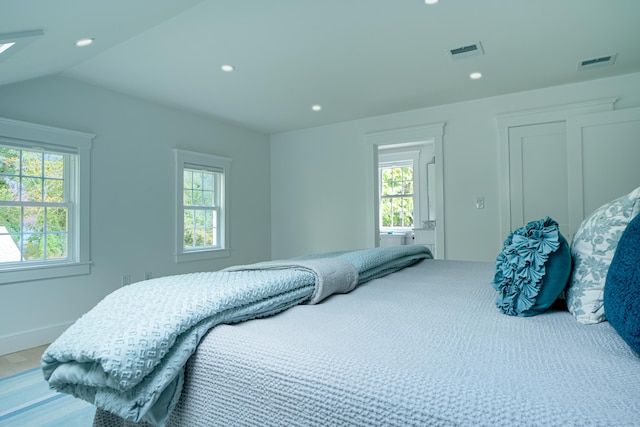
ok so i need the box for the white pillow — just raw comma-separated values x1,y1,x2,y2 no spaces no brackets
566,186,640,324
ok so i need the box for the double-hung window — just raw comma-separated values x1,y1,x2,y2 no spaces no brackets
0,117,93,284
175,149,231,262
379,161,414,228
378,150,421,232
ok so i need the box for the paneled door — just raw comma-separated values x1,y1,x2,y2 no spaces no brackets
567,107,640,234
497,98,617,243
508,122,570,238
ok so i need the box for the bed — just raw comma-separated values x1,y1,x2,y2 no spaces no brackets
43,188,640,427
89,258,640,427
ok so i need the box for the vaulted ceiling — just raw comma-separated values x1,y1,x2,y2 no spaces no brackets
3,0,640,134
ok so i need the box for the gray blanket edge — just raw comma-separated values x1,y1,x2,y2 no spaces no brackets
223,258,359,304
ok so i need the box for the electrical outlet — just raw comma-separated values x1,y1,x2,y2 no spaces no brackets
476,197,485,209
121,274,131,287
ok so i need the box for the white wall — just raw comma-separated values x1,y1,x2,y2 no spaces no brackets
270,72,640,261
0,76,271,355
3,72,640,354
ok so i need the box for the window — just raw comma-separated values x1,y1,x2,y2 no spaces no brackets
175,149,231,262
183,168,220,250
367,122,444,256
379,161,414,228
0,117,93,284
1,147,69,262
378,149,422,232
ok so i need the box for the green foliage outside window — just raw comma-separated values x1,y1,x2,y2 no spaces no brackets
0,147,68,263
380,165,414,228
183,169,218,249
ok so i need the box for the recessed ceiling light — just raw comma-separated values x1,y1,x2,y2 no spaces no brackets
0,42,16,55
469,72,482,80
75,38,94,47
312,105,322,112
425,0,439,4
221,64,235,72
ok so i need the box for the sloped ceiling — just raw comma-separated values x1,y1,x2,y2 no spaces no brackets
3,0,640,134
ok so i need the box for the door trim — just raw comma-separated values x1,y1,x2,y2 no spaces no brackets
364,122,446,258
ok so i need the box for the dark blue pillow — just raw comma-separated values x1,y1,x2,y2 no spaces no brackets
491,217,572,316
604,213,640,355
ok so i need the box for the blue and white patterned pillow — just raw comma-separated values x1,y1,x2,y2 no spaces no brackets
566,187,640,324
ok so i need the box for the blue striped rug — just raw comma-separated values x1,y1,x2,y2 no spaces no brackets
0,367,95,427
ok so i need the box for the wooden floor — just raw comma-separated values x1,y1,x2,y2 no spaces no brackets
0,344,49,378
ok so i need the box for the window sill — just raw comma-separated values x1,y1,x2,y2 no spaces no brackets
0,261,92,285
175,248,230,264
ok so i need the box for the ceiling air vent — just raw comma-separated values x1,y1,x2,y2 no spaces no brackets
448,42,484,60
578,54,616,70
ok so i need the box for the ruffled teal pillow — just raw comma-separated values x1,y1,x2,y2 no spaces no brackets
491,217,572,316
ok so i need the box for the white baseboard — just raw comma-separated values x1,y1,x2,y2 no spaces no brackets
0,322,72,355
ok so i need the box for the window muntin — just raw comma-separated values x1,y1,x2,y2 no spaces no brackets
1,146,73,265
379,162,414,229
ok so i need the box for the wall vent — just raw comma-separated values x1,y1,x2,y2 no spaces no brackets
448,42,484,60
578,54,616,70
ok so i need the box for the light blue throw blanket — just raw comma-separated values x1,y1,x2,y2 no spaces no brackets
42,246,430,426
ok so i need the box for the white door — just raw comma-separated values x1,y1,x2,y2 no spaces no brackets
503,107,640,242
567,107,640,233
508,122,570,238
497,98,616,242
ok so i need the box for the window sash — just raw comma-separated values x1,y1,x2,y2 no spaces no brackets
0,204,72,264
1,146,76,266
175,149,231,262
379,162,415,230
182,206,220,251
182,167,221,209
182,167,221,251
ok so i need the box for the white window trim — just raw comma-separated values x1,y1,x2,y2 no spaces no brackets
0,117,93,284
174,149,231,263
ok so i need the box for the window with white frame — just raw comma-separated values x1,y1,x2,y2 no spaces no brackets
378,150,421,231
0,117,93,284
175,149,230,262
379,161,414,228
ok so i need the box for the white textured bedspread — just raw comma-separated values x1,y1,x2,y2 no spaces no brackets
44,246,429,426
95,260,640,427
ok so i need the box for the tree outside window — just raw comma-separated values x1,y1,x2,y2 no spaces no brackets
0,146,69,264
182,168,219,250
380,164,414,229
